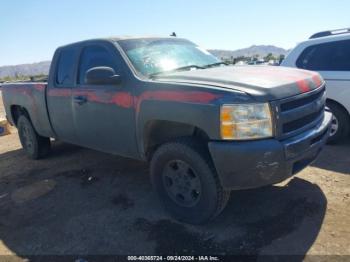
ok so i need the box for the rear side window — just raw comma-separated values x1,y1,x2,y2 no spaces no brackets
56,48,77,86
296,40,350,71
78,45,117,84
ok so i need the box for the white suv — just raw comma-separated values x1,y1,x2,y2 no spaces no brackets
282,28,350,143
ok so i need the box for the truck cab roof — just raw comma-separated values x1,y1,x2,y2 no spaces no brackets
57,36,182,49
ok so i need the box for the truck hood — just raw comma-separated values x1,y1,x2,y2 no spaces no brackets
155,65,323,101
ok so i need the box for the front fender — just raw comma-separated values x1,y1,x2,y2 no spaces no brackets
136,100,220,158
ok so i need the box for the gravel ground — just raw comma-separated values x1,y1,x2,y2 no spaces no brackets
0,92,349,259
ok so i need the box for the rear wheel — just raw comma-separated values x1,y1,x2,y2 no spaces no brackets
326,102,350,144
150,138,230,224
17,115,51,159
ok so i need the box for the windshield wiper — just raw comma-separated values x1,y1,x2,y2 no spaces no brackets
203,62,228,68
149,65,204,78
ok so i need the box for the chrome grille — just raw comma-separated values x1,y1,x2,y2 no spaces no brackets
272,85,326,139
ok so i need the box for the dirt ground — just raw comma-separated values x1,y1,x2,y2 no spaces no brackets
0,91,349,259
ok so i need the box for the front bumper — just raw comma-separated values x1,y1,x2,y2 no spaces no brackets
208,111,332,190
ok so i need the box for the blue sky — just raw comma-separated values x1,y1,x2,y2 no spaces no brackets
0,0,349,66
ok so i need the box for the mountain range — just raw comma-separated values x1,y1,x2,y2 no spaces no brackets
0,45,288,78
209,45,289,60
0,61,51,79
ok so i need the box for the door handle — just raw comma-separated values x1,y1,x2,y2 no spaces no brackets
74,96,87,105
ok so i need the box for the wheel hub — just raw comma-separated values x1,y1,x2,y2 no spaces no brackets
162,160,201,207
330,114,339,137
21,125,33,151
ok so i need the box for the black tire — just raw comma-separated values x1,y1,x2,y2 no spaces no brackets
150,138,230,224
17,115,51,159
326,102,350,144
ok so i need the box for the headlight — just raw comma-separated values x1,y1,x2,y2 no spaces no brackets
220,103,273,140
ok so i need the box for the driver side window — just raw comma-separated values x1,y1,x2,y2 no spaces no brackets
78,45,118,85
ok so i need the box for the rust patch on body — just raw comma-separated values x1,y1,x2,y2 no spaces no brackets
312,74,323,87
135,90,221,113
33,84,46,92
47,88,71,97
296,79,311,93
47,87,220,111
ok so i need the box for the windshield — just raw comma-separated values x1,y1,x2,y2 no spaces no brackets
117,38,220,77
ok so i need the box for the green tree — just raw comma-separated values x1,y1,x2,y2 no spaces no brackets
264,53,276,62
278,54,286,64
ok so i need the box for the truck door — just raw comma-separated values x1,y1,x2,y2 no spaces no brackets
72,43,138,158
47,47,79,143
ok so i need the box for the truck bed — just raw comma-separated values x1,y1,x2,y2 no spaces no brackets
1,82,54,138
0,90,5,119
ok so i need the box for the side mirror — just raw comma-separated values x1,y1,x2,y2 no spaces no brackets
85,66,121,85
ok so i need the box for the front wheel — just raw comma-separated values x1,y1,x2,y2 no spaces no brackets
326,102,350,144
150,139,230,224
17,115,51,159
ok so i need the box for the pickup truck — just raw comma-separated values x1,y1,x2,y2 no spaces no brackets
1,36,332,224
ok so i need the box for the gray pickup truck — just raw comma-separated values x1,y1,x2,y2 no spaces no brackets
1,36,332,224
